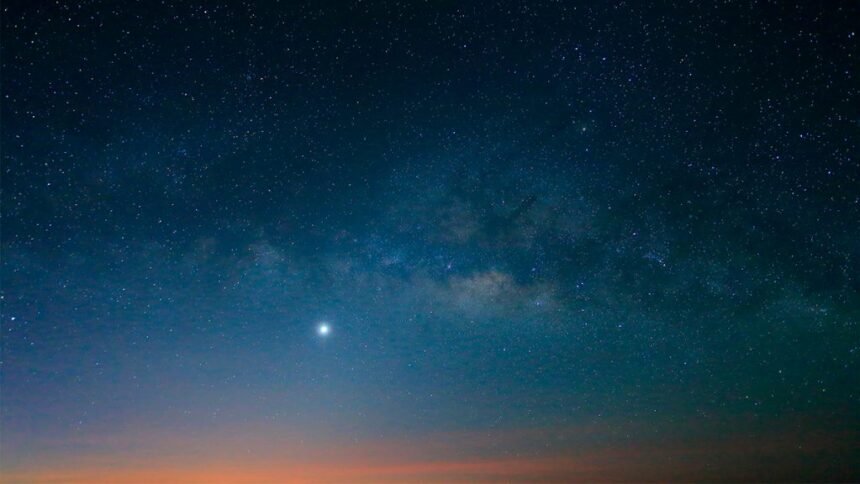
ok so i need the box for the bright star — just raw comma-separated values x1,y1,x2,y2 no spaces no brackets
317,323,331,336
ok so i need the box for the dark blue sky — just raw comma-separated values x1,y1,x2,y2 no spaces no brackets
2,1,859,481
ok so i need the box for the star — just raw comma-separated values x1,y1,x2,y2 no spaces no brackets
317,323,331,337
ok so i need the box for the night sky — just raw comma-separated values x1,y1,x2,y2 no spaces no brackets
2,1,859,482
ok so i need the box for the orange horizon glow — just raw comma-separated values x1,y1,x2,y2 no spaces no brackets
4,423,853,484
0,456,599,484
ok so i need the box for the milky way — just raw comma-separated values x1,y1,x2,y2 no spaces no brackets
2,1,859,482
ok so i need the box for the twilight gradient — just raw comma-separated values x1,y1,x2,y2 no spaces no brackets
2,1,859,482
